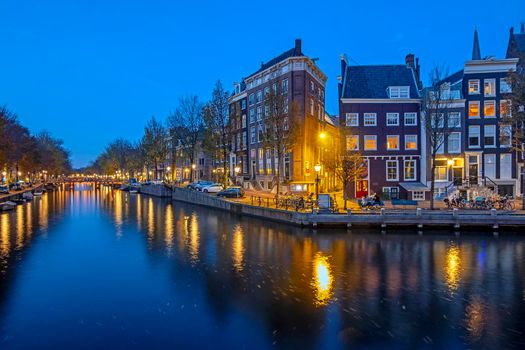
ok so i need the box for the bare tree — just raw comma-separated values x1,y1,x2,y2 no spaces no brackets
203,80,231,185
167,95,204,182
260,83,300,201
141,116,168,180
421,67,455,210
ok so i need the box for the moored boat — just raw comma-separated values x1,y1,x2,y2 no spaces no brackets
0,201,16,211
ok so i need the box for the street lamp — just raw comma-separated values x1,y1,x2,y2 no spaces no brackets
319,132,326,140
314,164,321,201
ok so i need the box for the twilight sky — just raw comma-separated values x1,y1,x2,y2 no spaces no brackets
0,0,524,168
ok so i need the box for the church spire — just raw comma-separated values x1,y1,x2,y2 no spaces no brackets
472,29,481,60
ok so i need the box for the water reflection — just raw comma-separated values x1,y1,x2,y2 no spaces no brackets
312,252,333,307
0,187,525,349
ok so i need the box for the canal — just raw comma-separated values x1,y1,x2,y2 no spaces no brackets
0,184,524,349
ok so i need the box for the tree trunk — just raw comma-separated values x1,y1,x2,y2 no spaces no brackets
430,154,436,210
343,180,348,210
276,154,281,203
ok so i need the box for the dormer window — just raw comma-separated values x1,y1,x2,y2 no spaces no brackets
388,86,410,99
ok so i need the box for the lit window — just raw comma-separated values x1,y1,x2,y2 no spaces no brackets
404,112,417,126
448,112,461,127
345,113,359,126
500,78,512,93
434,159,448,181
484,125,496,147
404,160,416,181
484,100,495,117
484,79,496,96
469,101,480,118
468,125,480,147
386,113,399,126
468,80,480,94
387,135,399,150
500,125,512,147
364,135,377,150
405,135,418,150
448,132,461,153
386,160,398,181
346,135,359,150
500,100,511,118
363,113,377,126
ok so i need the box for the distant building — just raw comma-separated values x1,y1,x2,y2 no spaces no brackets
338,54,429,201
229,39,333,193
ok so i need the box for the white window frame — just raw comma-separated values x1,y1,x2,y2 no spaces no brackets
404,160,416,181
500,154,512,179
345,113,359,127
386,113,399,126
469,101,480,118
448,112,461,128
500,100,511,118
363,113,377,126
448,132,461,154
346,135,359,151
386,160,399,181
386,135,399,150
484,79,496,97
412,191,425,201
405,135,418,150
468,125,480,148
484,154,496,179
500,78,512,93
468,79,480,95
364,135,377,151
500,125,512,148
404,112,417,126
388,86,410,99
484,125,496,148
484,100,496,118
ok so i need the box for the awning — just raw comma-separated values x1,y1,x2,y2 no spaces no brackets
399,182,430,191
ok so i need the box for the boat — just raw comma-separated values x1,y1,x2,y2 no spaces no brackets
12,198,26,205
34,190,43,196
22,192,34,200
129,188,138,194
0,201,16,211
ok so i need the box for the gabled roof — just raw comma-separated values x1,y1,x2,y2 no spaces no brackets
439,69,464,85
245,40,304,79
341,65,420,99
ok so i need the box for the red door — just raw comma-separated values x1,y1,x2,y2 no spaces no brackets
356,180,369,199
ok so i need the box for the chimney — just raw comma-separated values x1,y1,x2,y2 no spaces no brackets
405,53,415,69
295,38,302,55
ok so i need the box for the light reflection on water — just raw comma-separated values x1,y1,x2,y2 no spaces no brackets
0,184,524,349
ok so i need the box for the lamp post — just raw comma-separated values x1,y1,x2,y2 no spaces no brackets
314,164,321,201
234,166,240,186
1,171,6,184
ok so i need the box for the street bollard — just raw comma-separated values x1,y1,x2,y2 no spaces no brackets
490,208,497,217
416,208,422,216
453,208,458,218
380,208,385,216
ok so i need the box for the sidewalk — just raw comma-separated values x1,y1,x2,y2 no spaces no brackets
0,184,42,201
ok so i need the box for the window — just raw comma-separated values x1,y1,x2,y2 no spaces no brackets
448,112,461,127
249,109,255,123
468,125,480,147
256,91,262,103
405,135,418,150
434,159,448,181
500,125,512,147
500,100,511,118
469,101,480,118
250,129,256,144
431,113,445,128
404,160,416,181
386,113,399,126
363,113,377,126
484,125,496,147
500,78,512,93
242,131,247,149
346,135,358,150
412,191,425,200
386,160,398,181
264,106,269,117
345,113,358,126
257,124,263,142
387,135,399,150
382,187,399,200
388,86,410,98
404,112,417,126
242,114,246,128
500,154,512,178
249,93,255,105
256,106,262,121
364,135,377,150
241,100,246,109
484,154,496,179
310,81,315,93
282,79,288,92
484,100,495,117
448,132,461,153
484,79,496,96
468,80,480,94
310,99,314,115
436,133,445,154
264,86,270,96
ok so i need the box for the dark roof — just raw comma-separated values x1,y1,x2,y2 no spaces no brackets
245,45,304,79
341,65,420,99
472,30,481,60
438,69,464,85
513,33,525,53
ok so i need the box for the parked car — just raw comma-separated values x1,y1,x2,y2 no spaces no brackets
217,187,245,198
9,183,22,191
187,180,210,191
202,183,224,193
194,181,214,191
0,185,9,194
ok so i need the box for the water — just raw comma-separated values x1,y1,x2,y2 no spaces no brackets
1,184,524,349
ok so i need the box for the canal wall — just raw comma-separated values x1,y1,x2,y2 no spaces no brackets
0,184,44,202
171,187,525,231
140,184,172,198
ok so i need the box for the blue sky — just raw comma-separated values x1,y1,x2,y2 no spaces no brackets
0,0,523,168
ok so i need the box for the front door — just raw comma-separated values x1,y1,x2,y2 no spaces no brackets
453,168,463,186
356,180,369,198
468,164,478,185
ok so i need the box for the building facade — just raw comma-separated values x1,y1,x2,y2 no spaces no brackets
338,54,429,201
229,39,331,193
